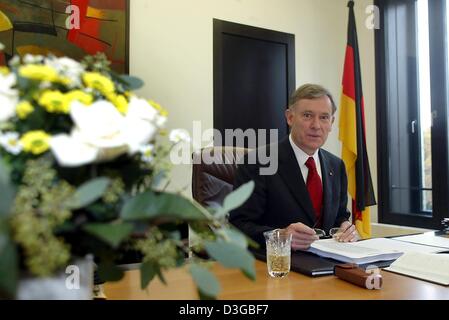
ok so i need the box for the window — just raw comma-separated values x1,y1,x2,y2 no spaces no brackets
375,0,449,229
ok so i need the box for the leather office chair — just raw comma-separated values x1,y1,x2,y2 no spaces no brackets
192,146,250,208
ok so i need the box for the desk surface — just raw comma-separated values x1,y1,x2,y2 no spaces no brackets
104,260,449,300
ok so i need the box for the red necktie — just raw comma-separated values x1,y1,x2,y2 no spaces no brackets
305,157,323,224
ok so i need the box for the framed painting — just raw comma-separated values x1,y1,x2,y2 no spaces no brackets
0,0,129,73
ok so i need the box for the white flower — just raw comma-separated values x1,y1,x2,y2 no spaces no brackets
155,115,167,128
0,43,4,51
124,97,160,153
169,129,191,144
24,54,44,64
122,115,158,154
0,72,19,122
0,131,22,155
127,97,158,122
50,134,98,167
139,144,154,163
45,56,85,87
70,100,126,148
50,100,159,167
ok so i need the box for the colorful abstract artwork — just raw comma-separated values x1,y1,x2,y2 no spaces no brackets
0,0,129,73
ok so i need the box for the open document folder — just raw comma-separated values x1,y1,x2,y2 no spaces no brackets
307,238,445,265
385,252,449,285
393,231,449,249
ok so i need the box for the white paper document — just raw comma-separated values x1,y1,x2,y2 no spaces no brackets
385,252,449,285
393,232,449,249
307,237,443,265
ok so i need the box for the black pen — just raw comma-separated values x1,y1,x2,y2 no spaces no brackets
342,223,354,234
335,223,354,241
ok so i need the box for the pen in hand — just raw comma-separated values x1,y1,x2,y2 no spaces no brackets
335,222,355,242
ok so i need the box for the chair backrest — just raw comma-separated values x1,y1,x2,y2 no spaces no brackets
192,146,249,208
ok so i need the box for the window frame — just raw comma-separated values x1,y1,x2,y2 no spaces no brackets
375,0,449,229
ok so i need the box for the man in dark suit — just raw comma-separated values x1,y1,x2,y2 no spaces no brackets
229,84,358,250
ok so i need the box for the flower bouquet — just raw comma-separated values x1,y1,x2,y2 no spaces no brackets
0,49,255,299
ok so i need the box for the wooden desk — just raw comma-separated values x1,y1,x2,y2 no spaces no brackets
104,260,449,299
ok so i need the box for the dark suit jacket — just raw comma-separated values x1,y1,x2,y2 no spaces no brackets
229,137,350,245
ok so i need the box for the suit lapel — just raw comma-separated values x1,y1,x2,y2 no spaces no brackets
319,150,337,231
277,138,316,225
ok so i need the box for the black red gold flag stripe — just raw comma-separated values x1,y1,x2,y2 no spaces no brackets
338,0,376,238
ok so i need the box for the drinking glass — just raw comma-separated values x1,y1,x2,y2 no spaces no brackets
263,229,292,278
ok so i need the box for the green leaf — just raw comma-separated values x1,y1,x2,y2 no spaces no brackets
156,268,167,285
0,224,18,298
151,170,168,188
120,75,144,91
220,226,259,250
205,241,256,281
245,235,260,250
67,177,110,210
215,181,254,218
189,264,221,299
0,159,15,217
121,191,207,221
218,228,248,249
16,75,32,90
140,261,157,289
198,290,215,300
97,262,124,282
82,223,133,248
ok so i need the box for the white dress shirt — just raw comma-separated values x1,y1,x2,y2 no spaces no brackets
288,134,322,183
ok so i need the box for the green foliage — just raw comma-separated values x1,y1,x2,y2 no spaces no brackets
97,261,124,282
10,158,73,276
204,241,256,281
140,261,157,289
0,222,18,298
67,177,111,210
0,51,257,300
0,159,15,217
216,227,248,249
102,177,125,204
135,227,181,271
83,223,134,248
81,52,111,73
121,191,208,221
189,264,221,299
119,75,144,91
215,181,255,218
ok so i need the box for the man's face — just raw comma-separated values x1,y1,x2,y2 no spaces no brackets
285,96,334,155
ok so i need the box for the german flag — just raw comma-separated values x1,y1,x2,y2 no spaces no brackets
338,1,376,239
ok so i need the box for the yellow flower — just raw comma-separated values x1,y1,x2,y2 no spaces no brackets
0,66,9,75
20,130,50,155
66,90,93,106
149,100,168,117
38,90,70,113
124,91,134,99
16,101,34,119
58,76,72,86
83,72,115,96
110,94,128,114
19,64,58,82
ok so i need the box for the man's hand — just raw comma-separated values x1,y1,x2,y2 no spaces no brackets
334,221,359,242
283,222,319,250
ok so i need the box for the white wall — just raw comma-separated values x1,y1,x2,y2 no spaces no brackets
130,0,378,221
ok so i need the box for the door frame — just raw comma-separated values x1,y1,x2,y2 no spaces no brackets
213,19,295,138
